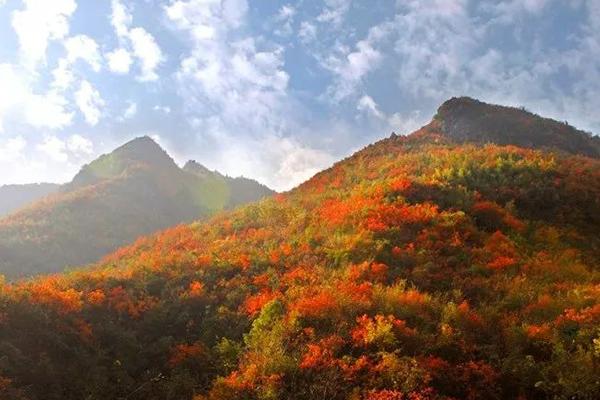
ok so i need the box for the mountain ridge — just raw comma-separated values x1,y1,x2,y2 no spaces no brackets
0,98,598,399
0,183,60,217
431,96,600,158
0,136,275,278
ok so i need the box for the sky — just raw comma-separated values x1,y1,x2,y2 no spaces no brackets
0,0,599,191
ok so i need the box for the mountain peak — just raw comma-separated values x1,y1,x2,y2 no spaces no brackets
431,96,600,158
112,136,172,163
183,160,216,178
67,136,177,189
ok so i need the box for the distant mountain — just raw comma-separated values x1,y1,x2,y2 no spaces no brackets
0,183,59,217
184,160,274,209
431,96,600,157
0,98,598,399
0,136,274,278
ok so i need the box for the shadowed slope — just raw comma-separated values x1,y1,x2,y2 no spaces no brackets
433,97,600,157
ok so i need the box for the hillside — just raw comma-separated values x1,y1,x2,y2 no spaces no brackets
0,183,59,217
433,97,600,158
0,137,274,279
0,100,599,399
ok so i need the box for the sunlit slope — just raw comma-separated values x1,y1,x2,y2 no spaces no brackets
0,104,599,399
0,137,273,278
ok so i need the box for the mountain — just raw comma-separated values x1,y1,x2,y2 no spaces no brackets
183,160,274,209
0,137,274,279
432,96,600,158
0,99,599,400
0,183,59,217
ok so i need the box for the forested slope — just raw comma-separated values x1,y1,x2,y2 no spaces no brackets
0,102,598,399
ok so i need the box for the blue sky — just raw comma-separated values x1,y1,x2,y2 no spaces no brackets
0,0,599,191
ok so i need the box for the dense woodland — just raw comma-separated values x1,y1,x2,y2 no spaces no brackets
0,101,599,399
0,137,273,278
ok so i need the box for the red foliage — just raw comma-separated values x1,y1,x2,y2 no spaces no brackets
347,262,388,283
299,335,344,369
365,203,438,232
390,177,412,193
168,342,205,367
526,324,551,340
243,289,279,316
238,254,252,270
185,281,204,298
487,256,517,270
292,291,338,318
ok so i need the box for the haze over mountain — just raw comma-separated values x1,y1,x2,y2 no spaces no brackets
0,136,274,279
0,98,598,400
0,183,60,217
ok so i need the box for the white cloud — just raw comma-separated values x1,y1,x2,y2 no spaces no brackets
357,95,383,119
166,0,337,190
67,134,94,155
64,35,102,72
37,134,95,164
122,101,137,119
316,0,351,26
481,0,551,24
110,0,132,38
107,0,163,81
129,27,164,81
48,34,102,93
266,135,335,187
11,0,77,69
75,80,105,126
0,63,73,131
321,22,392,100
0,136,27,162
277,4,296,20
37,135,68,162
23,91,73,129
298,21,317,43
51,59,75,90
275,4,295,36
106,48,133,74
153,105,171,113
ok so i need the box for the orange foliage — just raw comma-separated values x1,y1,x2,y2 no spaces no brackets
292,291,338,318
86,289,106,306
390,177,412,192
169,342,205,367
243,289,279,316
347,262,388,283
28,281,83,315
238,254,251,270
398,289,428,307
319,193,380,226
365,203,438,231
107,286,156,318
526,324,551,340
299,335,344,369
487,256,517,270
186,281,204,298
